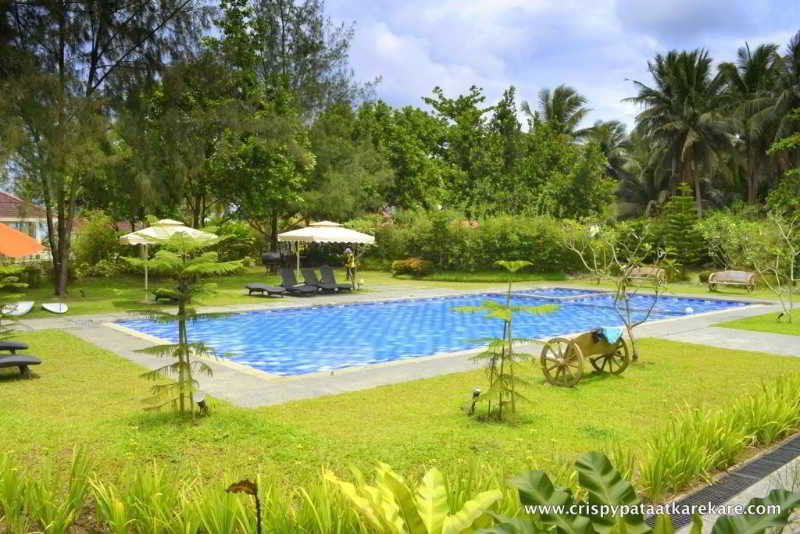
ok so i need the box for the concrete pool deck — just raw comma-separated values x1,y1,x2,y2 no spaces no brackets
12,283,798,407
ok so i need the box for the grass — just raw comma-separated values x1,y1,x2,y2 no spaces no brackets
3,330,800,491
717,308,800,336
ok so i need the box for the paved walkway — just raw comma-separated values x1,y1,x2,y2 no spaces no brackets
12,284,798,407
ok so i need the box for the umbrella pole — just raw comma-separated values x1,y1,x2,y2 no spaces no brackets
296,243,300,277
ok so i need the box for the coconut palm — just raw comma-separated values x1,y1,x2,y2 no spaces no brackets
719,42,781,203
626,49,733,216
587,120,629,179
750,31,800,175
522,84,591,139
616,132,671,218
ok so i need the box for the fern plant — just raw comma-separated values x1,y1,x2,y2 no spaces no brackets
454,260,558,420
123,233,242,418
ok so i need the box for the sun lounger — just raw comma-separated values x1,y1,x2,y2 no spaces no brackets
320,265,352,291
708,270,756,292
0,354,41,378
301,268,337,292
153,288,179,303
0,341,29,354
246,283,287,297
278,268,319,296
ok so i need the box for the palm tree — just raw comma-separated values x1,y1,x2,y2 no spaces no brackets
616,131,671,218
587,120,629,179
626,49,733,216
522,84,591,139
719,42,780,203
750,31,800,177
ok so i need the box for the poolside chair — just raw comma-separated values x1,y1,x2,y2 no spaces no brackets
278,268,319,296
319,265,352,292
0,343,39,379
301,268,337,292
0,341,29,354
245,283,287,297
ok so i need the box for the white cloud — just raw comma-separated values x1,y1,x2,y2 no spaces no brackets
328,0,799,130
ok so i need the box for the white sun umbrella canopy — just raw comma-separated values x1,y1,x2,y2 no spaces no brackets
119,219,218,301
277,221,375,287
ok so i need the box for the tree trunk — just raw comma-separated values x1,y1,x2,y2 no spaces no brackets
694,178,703,218
270,211,279,251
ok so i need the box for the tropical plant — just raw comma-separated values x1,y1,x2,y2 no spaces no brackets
24,448,92,534
523,85,591,139
325,463,502,534
627,49,733,216
453,260,558,419
482,450,800,534
718,43,781,203
123,233,242,418
616,131,671,218
587,119,630,179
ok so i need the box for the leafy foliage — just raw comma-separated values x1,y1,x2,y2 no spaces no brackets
325,463,502,534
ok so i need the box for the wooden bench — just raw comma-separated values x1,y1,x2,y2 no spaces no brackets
708,270,756,292
624,266,666,287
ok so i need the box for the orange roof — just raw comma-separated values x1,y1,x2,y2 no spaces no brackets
0,223,45,258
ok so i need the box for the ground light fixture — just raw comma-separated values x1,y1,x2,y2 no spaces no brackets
469,388,481,415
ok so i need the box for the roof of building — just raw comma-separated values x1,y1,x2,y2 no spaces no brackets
0,191,47,219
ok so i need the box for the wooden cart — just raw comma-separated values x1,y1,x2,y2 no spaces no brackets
539,330,630,387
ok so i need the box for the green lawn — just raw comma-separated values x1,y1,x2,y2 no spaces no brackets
2,330,800,490
717,308,800,336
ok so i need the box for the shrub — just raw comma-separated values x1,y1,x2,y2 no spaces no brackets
359,211,584,274
207,220,258,261
75,259,122,279
697,270,712,284
72,210,122,267
391,257,434,276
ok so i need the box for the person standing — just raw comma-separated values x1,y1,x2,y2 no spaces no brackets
344,247,356,280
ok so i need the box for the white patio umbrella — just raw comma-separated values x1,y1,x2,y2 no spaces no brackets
119,219,218,301
277,221,375,289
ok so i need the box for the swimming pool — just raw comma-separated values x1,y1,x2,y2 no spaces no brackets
117,289,751,376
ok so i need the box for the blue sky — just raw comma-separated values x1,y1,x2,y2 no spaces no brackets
327,0,799,130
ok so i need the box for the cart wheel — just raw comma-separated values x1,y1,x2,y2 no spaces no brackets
590,339,630,375
540,337,583,387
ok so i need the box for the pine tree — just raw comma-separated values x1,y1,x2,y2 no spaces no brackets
661,184,706,267
124,234,242,419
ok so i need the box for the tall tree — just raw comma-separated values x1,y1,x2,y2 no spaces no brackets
523,84,591,139
627,49,733,216
719,43,781,203
1,0,208,296
304,102,393,221
356,101,447,210
423,85,493,216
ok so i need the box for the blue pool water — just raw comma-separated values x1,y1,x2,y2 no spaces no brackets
118,290,750,376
